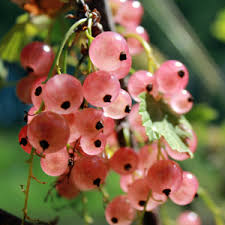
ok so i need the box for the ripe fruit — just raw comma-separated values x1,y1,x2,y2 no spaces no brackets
20,42,54,76
177,211,201,225
128,70,158,102
170,171,199,205
71,156,108,191
18,125,32,154
40,148,69,176
42,74,83,114
83,71,120,107
89,32,131,72
105,196,136,225
168,90,194,114
146,160,183,195
103,89,132,119
27,111,70,153
109,147,139,175
155,60,189,95
115,1,144,28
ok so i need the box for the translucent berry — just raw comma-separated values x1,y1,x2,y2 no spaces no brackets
20,42,54,76
27,111,70,153
42,74,83,114
80,133,106,155
103,116,115,137
115,1,144,28
177,211,201,225
126,26,149,55
105,196,136,225
18,125,32,154
170,171,199,205
127,178,167,211
16,75,37,104
56,175,80,200
155,60,189,95
168,90,194,114
40,148,69,176
103,89,132,119
31,76,46,108
89,32,131,72
109,147,139,175
72,108,104,137
71,156,108,191
83,71,120,107
128,70,158,102
146,160,183,195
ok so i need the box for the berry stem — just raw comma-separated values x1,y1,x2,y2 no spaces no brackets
44,17,88,83
81,192,93,225
98,185,110,208
125,33,159,73
35,101,45,114
21,148,35,225
198,186,224,225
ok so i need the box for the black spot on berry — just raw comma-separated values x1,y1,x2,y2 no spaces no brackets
194,193,199,198
139,200,146,206
188,97,194,102
119,52,127,61
103,95,112,102
61,101,71,110
96,121,104,130
124,105,131,113
68,159,74,167
94,140,101,148
35,86,42,96
20,138,27,146
93,178,101,187
39,140,49,150
26,66,34,73
178,70,185,78
146,84,153,92
163,189,171,196
111,217,118,224
124,163,132,171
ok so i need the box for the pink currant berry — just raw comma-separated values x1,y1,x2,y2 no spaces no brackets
18,125,32,154
177,211,201,225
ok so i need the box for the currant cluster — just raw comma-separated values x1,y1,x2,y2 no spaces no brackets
16,0,201,225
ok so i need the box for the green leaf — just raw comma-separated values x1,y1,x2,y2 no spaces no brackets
139,92,193,157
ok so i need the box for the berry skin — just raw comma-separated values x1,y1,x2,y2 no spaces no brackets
42,74,83,114
72,108,104,138
105,195,136,225
83,71,120,107
127,178,167,211
146,160,183,195
27,111,70,153
115,1,144,28
154,60,189,95
109,147,139,175
31,76,47,108
168,90,194,114
126,26,149,55
103,116,115,137
16,75,37,104
89,32,131,72
80,133,106,155
128,70,158,102
40,148,69,176
71,156,108,191
20,42,54,76
170,171,199,205
18,125,32,154
177,211,201,225
56,175,80,200
103,89,132,119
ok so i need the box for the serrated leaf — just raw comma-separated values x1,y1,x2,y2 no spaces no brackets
139,92,193,157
